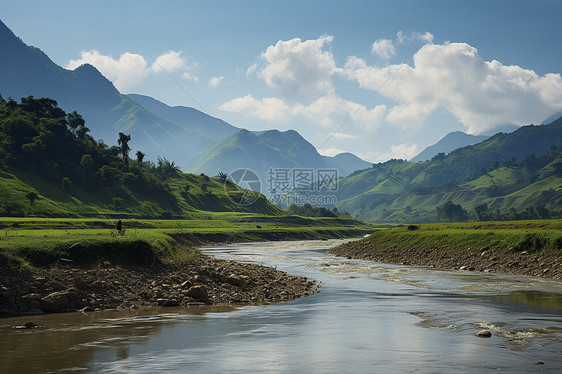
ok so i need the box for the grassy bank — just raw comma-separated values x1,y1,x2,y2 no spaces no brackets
361,220,562,254
330,219,562,279
0,214,373,272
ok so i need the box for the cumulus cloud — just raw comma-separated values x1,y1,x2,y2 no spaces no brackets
259,35,340,100
150,50,185,72
371,39,395,59
318,148,347,157
221,93,386,130
208,75,224,88
396,30,434,45
377,143,419,161
219,94,291,122
246,63,258,76
347,42,562,133
329,132,359,139
66,50,196,91
67,50,149,91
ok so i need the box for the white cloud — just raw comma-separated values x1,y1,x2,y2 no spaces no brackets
67,49,197,91
259,35,340,100
371,39,395,60
219,94,291,122
182,71,199,81
318,148,347,157
329,132,359,139
246,63,258,76
294,94,386,130
208,75,224,88
347,42,562,133
67,50,148,91
150,50,185,72
396,30,434,45
376,143,419,161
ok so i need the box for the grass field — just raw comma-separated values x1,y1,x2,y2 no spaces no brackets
0,214,374,272
363,219,562,254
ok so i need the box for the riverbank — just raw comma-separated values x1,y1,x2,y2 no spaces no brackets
0,251,317,317
330,220,562,280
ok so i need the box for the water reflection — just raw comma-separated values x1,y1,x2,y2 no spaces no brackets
2,239,562,373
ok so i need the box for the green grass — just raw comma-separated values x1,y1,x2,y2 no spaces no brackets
362,219,562,254
0,215,374,273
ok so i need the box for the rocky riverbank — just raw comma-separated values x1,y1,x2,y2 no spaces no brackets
330,240,562,280
0,254,317,317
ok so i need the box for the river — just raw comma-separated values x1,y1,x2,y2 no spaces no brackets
1,239,562,373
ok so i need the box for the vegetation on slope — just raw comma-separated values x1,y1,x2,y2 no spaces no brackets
334,119,562,223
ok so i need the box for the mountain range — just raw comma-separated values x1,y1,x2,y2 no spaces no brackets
0,19,370,181
333,118,562,222
410,131,489,162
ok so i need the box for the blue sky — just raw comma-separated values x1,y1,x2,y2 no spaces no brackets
2,0,562,162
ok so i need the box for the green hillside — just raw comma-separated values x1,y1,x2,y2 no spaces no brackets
0,96,279,218
335,119,562,223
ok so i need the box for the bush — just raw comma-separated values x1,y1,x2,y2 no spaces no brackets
513,233,548,253
407,225,419,231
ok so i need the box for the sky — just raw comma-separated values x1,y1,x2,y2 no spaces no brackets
2,0,562,163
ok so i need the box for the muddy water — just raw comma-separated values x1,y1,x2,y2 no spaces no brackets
2,239,562,373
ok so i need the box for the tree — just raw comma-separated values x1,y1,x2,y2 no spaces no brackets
474,202,489,221
80,154,94,186
437,201,467,222
25,191,38,206
66,110,85,135
61,177,72,192
118,132,131,164
136,150,145,164
217,172,228,183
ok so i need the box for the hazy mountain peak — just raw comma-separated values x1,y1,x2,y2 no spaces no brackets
411,131,489,162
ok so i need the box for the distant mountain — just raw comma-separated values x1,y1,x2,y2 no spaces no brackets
542,112,562,125
334,118,562,223
0,19,234,163
323,152,371,177
481,123,520,136
410,131,489,162
187,129,370,193
127,94,239,142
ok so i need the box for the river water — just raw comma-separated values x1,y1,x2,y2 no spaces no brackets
2,239,562,373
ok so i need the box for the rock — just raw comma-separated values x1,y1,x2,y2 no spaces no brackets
459,266,468,271
533,361,544,365
13,321,40,329
476,330,492,338
41,291,71,312
187,285,208,300
180,280,192,288
157,298,180,307
80,306,96,312
226,274,245,287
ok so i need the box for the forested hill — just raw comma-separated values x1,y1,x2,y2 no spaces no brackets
334,118,562,223
0,96,280,217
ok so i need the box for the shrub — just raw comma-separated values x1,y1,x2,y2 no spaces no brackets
513,233,548,253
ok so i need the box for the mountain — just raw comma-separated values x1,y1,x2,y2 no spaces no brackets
187,129,370,194
127,94,239,142
410,131,489,162
333,118,562,222
0,20,234,163
0,96,280,217
542,113,562,125
323,153,372,177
